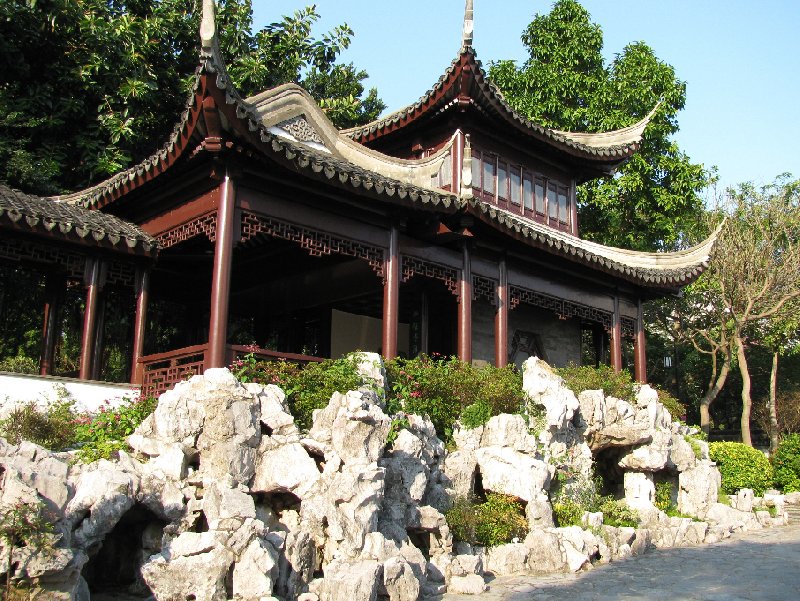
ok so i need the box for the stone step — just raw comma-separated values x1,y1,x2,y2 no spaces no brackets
785,505,800,524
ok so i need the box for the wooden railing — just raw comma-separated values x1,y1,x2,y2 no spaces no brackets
139,343,323,397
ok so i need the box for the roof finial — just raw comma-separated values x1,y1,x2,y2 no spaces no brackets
462,0,474,49
200,0,217,51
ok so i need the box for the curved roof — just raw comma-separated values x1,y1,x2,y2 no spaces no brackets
0,184,158,256
341,48,656,165
46,0,713,291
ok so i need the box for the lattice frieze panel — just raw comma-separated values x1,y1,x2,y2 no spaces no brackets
620,316,636,339
0,237,85,279
240,212,385,279
157,213,217,248
104,260,135,288
401,255,460,298
472,274,497,305
509,284,612,329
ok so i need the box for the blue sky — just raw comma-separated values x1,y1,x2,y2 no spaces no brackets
252,1,798,193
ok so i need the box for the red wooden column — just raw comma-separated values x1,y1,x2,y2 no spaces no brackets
39,273,65,376
458,242,472,363
79,258,103,380
207,172,237,368
130,267,151,384
494,257,508,367
610,295,623,373
382,224,400,359
90,291,107,380
634,299,647,383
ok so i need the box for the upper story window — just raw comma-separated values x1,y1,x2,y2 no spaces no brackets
471,149,574,234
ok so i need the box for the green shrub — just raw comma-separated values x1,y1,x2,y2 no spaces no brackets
656,388,686,421
386,355,528,441
773,433,800,493
0,354,38,374
684,435,703,460
445,494,528,547
73,395,157,462
0,398,77,450
598,498,639,528
460,401,491,430
555,364,635,402
233,354,364,430
655,481,674,512
552,499,585,527
709,441,773,495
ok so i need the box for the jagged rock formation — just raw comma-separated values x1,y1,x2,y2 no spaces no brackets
0,355,792,600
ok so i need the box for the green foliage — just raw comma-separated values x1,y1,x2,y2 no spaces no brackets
773,433,800,493
445,494,528,547
657,388,686,421
460,401,492,430
0,354,38,375
709,441,773,495
0,397,77,451
684,435,703,460
597,497,639,528
552,499,585,527
654,481,673,512
232,354,364,430
0,0,384,195
556,364,635,401
386,416,410,447
386,355,528,442
73,395,157,462
488,0,710,251
0,500,53,595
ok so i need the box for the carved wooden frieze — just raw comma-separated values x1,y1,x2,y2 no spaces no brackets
240,211,385,278
157,213,217,248
0,237,86,280
400,255,460,298
472,274,498,305
620,316,636,340
509,284,613,329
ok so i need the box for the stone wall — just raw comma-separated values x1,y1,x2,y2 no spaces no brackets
0,355,792,601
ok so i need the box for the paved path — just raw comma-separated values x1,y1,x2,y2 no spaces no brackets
442,524,800,601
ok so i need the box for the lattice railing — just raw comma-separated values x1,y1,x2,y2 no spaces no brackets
139,344,208,397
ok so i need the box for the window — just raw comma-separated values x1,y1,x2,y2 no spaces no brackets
510,169,521,205
522,172,533,211
470,147,574,233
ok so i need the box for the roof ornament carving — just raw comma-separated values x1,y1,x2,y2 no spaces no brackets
275,115,324,145
462,0,474,49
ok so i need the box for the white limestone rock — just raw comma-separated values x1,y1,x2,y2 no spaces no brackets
731,488,755,513
481,414,537,452
618,429,671,472
382,556,420,601
448,574,487,595
678,461,720,517
233,538,279,601
474,446,551,502
524,529,567,573
319,559,381,601
485,543,529,575
252,442,320,498
522,357,579,430
624,471,655,510
142,545,234,601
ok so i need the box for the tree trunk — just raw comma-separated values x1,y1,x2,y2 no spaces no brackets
735,333,753,446
700,350,730,436
769,350,779,454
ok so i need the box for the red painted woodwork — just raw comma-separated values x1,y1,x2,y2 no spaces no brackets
207,173,237,368
382,225,400,359
130,268,151,385
495,258,509,368
39,273,65,376
611,296,623,373
458,243,472,363
79,258,102,380
634,300,647,383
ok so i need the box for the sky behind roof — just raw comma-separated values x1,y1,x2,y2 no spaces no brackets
252,0,798,193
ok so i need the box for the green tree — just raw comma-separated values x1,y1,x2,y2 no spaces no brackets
488,0,712,251
0,0,384,196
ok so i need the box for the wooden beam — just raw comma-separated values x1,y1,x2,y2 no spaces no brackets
495,257,508,367
382,224,400,359
458,242,472,363
79,258,102,380
207,172,237,368
130,268,151,385
611,295,623,373
634,299,647,383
